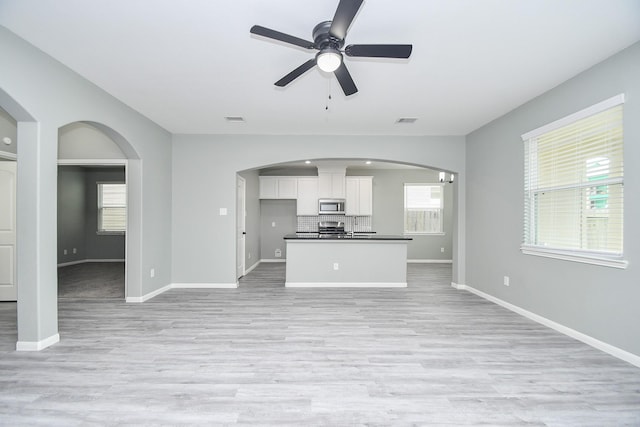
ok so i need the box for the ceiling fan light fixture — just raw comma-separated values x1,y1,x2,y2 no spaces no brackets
316,48,342,73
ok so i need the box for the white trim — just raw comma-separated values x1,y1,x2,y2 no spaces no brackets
286,282,407,288
453,283,640,368
171,283,238,289
520,246,628,269
16,333,60,351
521,93,625,140
408,259,452,264
0,150,17,160
260,258,286,263
57,158,127,165
450,282,466,290
126,284,172,303
244,260,260,275
126,282,238,303
57,258,125,267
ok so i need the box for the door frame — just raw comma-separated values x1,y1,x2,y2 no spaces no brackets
236,175,246,279
57,159,128,298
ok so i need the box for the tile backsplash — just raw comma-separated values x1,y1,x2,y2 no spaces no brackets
297,216,372,232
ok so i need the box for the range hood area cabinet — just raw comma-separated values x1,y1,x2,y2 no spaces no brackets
346,176,373,216
259,174,373,217
259,176,298,199
297,177,319,215
318,172,345,199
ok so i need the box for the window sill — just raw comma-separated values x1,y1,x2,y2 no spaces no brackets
97,231,126,236
521,245,628,269
404,232,445,236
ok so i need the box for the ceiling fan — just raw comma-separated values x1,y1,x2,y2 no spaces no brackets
250,0,412,96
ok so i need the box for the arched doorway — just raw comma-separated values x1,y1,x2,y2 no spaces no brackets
237,158,458,286
57,121,141,302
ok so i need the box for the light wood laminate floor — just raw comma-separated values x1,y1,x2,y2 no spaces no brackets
1,263,639,426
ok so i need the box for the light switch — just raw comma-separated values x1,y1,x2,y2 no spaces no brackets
219,208,227,216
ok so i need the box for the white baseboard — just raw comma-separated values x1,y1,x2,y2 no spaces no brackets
260,259,286,263
127,282,238,303
244,260,260,275
16,333,60,351
126,284,172,303
171,283,238,289
408,259,453,264
286,282,407,288
452,282,640,368
58,258,125,267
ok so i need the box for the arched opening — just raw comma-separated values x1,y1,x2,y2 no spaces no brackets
237,157,458,287
57,121,141,302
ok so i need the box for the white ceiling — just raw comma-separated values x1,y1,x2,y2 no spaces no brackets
1,0,639,136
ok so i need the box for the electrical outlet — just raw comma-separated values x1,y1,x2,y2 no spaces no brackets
441,247,445,253
73,248,77,254
150,268,155,278
275,249,282,258
272,221,276,227
333,263,339,270
63,249,67,255
248,252,251,259
503,276,510,286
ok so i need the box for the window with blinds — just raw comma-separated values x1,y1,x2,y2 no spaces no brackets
404,184,443,234
98,183,126,233
521,94,625,268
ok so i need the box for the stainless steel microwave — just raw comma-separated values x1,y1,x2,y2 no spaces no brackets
318,198,346,215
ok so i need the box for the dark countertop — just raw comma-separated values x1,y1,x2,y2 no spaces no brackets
284,233,412,241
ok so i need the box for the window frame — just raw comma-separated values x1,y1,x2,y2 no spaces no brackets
403,183,445,236
97,181,127,235
520,94,627,269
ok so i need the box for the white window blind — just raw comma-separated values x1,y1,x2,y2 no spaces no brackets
404,184,443,234
521,95,625,267
98,183,126,233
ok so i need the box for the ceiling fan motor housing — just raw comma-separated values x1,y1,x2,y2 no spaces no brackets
313,21,344,50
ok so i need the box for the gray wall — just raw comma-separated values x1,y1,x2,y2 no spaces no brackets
172,135,466,286
348,168,454,260
57,167,127,263
1,26,172,345
466,42,640,357
57,166,86,263
260,200,297,261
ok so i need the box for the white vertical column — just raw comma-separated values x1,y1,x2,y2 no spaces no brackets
16,122,59,351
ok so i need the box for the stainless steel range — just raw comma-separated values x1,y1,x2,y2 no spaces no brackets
318,221,346,236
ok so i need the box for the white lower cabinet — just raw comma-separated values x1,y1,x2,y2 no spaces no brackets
346,176,373,216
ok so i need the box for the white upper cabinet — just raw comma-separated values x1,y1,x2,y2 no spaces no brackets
259,177,298,199
296,177,319,215
318,173,345,199
346,176,373,216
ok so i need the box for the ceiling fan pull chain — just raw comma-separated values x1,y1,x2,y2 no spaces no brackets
325,78,332,111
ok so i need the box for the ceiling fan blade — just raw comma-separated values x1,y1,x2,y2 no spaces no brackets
250,25,315,50
345,44,413,58
329,0,364,40
334,62,358,96
275,59,317,87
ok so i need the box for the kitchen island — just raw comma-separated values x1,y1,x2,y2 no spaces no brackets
283,233,412,287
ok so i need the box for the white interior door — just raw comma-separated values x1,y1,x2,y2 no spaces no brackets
236,176,246,279
0,161,17,301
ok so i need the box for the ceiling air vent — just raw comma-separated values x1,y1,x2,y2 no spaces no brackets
396,117,417,124
225,116,245,123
